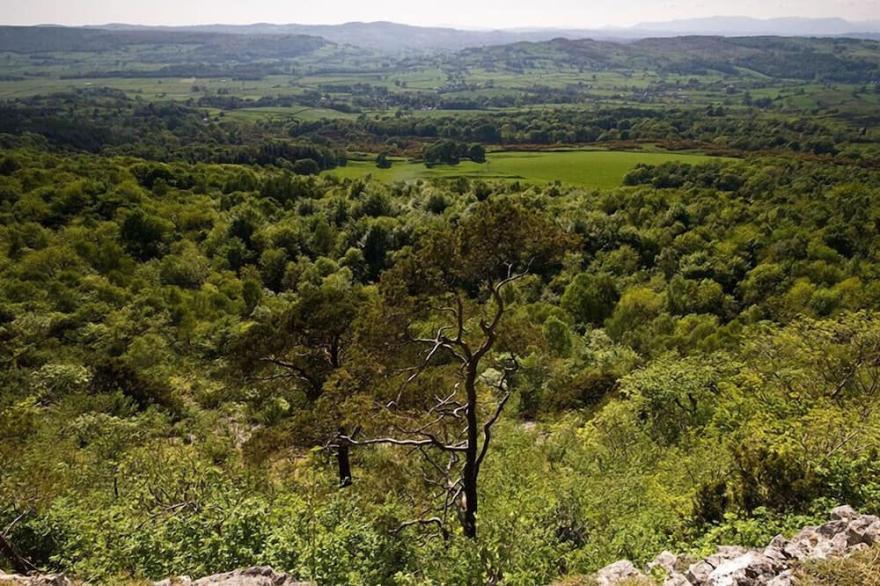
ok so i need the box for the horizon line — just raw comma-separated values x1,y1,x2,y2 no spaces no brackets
2,14,878,31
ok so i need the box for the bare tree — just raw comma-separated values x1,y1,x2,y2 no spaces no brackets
338,270,524,539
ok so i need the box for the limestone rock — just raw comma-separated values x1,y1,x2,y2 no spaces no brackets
0,572,71,586
594,560,646,585
765,569,795,586
154,567,309,586
830,505,857,521
662,574,691,586
707,551,782,585
844,514,880,547
591,506,879,586
648,550,679,574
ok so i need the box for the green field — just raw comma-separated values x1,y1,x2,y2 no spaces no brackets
330,149,730,187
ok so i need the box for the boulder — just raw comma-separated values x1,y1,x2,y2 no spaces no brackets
844,514,880,547
783,526,823,561
647,551,693,585
594,560,646,585
762,535,790,565
0,572,71,586
686,560,716,584
648,550,679,575
830,505,857,521
707,551,782,585
154,567,310,586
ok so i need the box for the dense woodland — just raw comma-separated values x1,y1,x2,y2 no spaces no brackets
1,25,880,585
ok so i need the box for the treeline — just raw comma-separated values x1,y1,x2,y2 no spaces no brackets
423,140,486,165
62,63,288,81
294,105,862,156
0,90,871,163
0,90,342,170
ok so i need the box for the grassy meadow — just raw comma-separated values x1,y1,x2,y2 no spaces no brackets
330,149,730,187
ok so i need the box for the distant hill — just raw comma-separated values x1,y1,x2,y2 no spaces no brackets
0,26,328,60
4,21,880,58
89,18,880,52
457,36,880,83
95,21,602,52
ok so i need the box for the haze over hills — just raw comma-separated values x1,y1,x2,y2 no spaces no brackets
89,17,880,52
633,16,880,36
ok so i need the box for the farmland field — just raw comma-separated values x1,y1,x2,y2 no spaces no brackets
330,149,730,186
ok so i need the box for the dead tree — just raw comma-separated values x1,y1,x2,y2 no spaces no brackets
339,270,523,539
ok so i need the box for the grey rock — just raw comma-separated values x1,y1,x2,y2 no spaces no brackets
648,551,679,574
662,573,692,586
594,560,646,585
591,506,878,586
845,514,880,547
763,535,790,565
686,560,716,584
649,551,693,585
816,519,848,538
154,567,310,586
830,505,857,521
708,551,782,585
783,526,821,561
0,572,71,586
766,569,795,586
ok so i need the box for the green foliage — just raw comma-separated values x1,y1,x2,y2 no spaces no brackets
1,40,880,581
562,273,619,327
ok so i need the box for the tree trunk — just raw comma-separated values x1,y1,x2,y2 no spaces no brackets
0,534,38,575
337,440,353,488
461,366,479,539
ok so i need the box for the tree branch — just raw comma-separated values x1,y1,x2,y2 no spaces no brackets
339,435,467,452
476,391,511,468
392,517,448,538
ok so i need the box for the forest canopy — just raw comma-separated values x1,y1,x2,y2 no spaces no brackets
1,24,880,585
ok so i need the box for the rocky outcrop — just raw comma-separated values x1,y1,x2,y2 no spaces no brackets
594,560,645,585
0,571,71,586
593,506,880,585
0,567,308,586
153,567,311,586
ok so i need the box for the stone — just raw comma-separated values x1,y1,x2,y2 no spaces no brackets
0,572,71,586
594,560,646,585
648,551,679,574
830,505,857,521
762,535,790,565
154,567,310,586
766,569,796,586
590,507,877,586
816,519,848,538
708,551,782,586
662,573,691,586
783,526,822,561
686,560,716,584
845,514,880,547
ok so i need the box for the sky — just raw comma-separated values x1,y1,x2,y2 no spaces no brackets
3,0,879,29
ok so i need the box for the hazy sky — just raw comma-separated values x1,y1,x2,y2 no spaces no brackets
4,0,879,28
